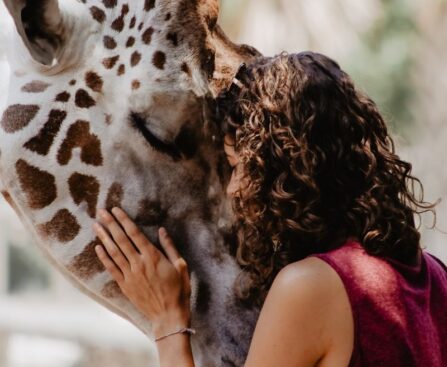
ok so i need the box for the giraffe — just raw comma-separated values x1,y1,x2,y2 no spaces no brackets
0,0,262,365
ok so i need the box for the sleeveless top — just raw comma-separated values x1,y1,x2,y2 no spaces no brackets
310,240,447,367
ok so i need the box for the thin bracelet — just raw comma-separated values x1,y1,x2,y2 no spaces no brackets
154,327,196,342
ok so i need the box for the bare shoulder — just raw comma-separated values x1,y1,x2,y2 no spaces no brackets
245,255,354,367
273,256,346,302
272,256,353,337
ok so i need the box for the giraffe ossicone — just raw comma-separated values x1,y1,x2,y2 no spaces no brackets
0,0,262,365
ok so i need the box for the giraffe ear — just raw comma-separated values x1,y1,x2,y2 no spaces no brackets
3,0,65,65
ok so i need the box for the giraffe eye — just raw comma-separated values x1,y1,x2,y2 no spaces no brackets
129,112,182,160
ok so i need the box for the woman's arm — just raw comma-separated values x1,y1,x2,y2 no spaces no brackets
155,334,195,367
94,208,350,367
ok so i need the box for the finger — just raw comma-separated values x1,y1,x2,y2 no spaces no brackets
98,209,139,263
111,207,151,254
108,207,164,265
95,244,124,283
158,227,182,264
93,222,130,272
175,257,191,297
158,228,190,292
110,207,164,266
174,257,190,278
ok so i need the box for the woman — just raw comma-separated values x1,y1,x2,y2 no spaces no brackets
92,52,447,367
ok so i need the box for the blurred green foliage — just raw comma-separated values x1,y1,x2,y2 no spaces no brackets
344,0,419,139
221,0,420,140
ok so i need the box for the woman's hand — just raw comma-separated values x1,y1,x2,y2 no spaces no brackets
93,207,192,339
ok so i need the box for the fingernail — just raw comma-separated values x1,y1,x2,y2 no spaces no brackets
160,227,166,235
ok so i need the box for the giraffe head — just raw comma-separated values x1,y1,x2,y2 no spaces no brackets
2,0,259,139
0,0,261,365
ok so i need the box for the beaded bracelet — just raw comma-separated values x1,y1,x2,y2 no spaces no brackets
154,327,196,342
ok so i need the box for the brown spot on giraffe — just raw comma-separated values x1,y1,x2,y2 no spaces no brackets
103,35,117,50
131,80,141,90
181,62,191,76
101,280,122,298
38,209,80,243
117,64,125,76
111,15,125,32
23,109,67,156
85,71,103,93
102,0,117,8
102,55,120,69
121,4,129,14
138,22,143,31
16,159,57,209
105,182,124,210
142,27,154,44
153,51,166,70
68,172,100,218
57,120,103,166
129,16,136,29
126,36,135,48
166,32,178,47
130,51,141,67
90,6,106,23
134,198,166,227
55,91,70,102
68,238,106,280
144,0,155,11
1,104,39,133
69,79,76,86
21,80,51,93
75,89,96,108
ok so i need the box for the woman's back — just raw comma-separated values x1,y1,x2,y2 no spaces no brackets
311,240,447,367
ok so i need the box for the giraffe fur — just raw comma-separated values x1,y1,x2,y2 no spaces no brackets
0,0,262,366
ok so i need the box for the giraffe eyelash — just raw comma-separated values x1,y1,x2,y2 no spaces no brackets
129,112,182,161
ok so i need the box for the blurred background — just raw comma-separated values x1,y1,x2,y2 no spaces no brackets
0,0,446,366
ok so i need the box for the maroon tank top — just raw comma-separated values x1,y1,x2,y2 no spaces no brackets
311,240,447,367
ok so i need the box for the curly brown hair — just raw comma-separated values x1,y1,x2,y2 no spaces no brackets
216,51,438,307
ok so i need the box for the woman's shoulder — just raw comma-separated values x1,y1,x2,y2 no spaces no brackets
273,256,354,330
276,256,339,287
259,256,354,365
274,256,350,308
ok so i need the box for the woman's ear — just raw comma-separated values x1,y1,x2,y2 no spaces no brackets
3,0,66,65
